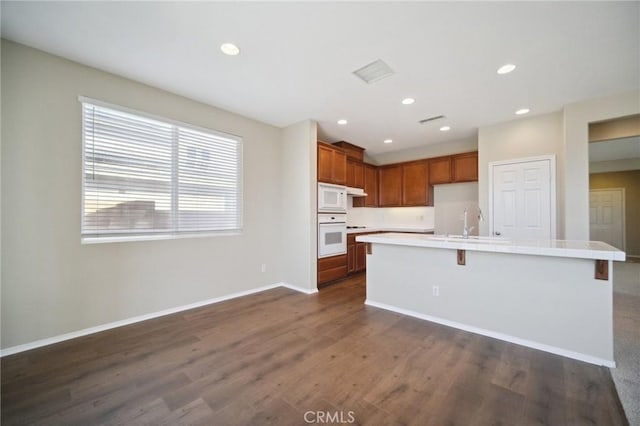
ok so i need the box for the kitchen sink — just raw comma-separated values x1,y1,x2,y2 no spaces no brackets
425,235,510,244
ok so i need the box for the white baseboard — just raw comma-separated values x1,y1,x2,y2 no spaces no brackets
0,282,316,357
365,299,616,368
280,282,319,295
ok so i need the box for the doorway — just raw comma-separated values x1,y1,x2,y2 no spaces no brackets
589,188,625,250
489,155,556,239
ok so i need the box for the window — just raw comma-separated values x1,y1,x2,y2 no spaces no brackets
81,98,242,242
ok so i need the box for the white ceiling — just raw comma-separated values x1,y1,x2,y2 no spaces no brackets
1,2,639,155
589,136,640,163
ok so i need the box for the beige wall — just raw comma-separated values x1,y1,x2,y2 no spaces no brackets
371,137,477,165
589,170,640,256
478,111,564,236
589,114,640,142
1,40,285,349
563,91,640,240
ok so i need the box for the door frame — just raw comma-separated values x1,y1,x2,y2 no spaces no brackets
488,155,557,239
589,187,626,251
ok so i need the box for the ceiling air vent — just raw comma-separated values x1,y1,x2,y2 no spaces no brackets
419,115,445,124
352,59,394,84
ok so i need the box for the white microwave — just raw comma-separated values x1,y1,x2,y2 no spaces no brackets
318,183,347,212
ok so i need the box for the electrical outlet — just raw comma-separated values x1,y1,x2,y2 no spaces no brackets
261,264,266,273
433,285,439,296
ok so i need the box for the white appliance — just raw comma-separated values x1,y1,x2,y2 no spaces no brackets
346,186,367,197
318,183,347,212
318,213,347,258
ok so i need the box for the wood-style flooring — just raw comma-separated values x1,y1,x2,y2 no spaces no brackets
1,274,628,425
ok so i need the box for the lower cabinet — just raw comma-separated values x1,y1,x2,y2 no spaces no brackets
347,233,376,274
317,254,348,286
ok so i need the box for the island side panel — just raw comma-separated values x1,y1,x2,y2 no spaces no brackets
365,244,614,366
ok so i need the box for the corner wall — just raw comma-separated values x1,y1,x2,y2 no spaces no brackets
1,40,284,349
563,91,640,240
280,120,317,291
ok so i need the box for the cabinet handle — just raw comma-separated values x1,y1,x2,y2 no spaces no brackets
495,231,501,236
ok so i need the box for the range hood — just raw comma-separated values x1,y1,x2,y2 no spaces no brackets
346,187,367,197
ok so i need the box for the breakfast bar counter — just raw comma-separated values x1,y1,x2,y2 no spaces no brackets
356,233,626,367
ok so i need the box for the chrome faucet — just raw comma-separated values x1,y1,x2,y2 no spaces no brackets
463,206,484,239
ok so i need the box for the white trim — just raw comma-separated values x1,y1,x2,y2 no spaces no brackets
280,282,319,295
0,283,315,357
365,299,616,368
81,230,243,245
488,154,557,239
589,188,626,251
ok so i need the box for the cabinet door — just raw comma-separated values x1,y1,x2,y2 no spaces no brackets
364,164,378,207
317,144,334,184
356,243,367,272
333,150,347,185
345,159,364,188
452,152,478,182
353,161,364,189
354,164,377,207
378,165,402,206
429,157,452,184
347,243,356,273
346,159,356,188
402,161,429,206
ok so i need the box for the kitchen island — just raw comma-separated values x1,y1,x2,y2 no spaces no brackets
355,233,625,366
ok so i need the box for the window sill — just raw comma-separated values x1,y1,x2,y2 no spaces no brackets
81,230,243,245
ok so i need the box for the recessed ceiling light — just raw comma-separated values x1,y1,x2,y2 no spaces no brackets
220,43,240,56
439,126,451,132
337,119,348,125
497,64,516,74
515,108,530,115
383,139,393,144
401,98,415,105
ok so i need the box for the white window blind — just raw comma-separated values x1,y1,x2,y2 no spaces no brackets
81,99,242,241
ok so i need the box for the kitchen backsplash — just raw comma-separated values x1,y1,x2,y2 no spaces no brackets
347,204,435,230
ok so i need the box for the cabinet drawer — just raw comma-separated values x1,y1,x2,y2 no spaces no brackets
318,265,348,284
318,254,347,271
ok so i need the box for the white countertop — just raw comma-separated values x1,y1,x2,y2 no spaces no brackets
355,232,626,261
347,227,434,235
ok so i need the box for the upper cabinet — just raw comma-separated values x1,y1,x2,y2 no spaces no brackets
429,152,478,185
346,159,365,189
317,142,347,185
378,164,403,207
363,164,378,207
318,139,477,207
429,156,452,185
452,152,478,182
379,161,430,207
402,160,430,206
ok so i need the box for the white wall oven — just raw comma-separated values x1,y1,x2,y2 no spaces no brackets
318,213,347,258
318,183,347,213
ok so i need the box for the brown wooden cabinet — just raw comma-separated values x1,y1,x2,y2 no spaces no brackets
402,160,429,206
353,164,378,207
347,232,377,274
378,165,403,207
378,161,430,207
452,152,478,182
317,254,348,286
346,159,365,189
317,142,346,185
429,156,452,185
332,141,364,162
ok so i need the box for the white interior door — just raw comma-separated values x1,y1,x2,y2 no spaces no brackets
590,189,625,250
491,158,554,239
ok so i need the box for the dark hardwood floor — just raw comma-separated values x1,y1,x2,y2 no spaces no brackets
1,274,628,425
